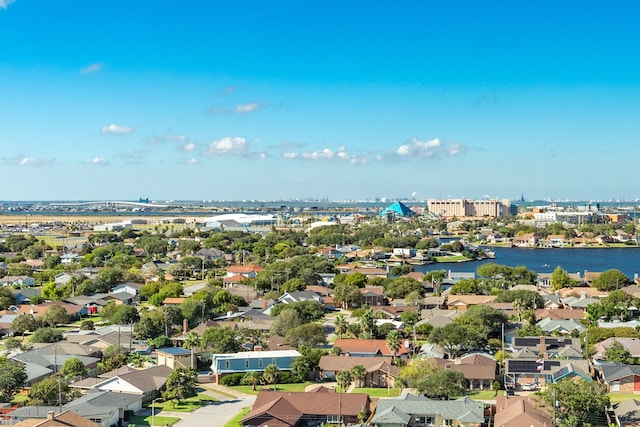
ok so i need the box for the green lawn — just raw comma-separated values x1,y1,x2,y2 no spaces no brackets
435,255,474,262
199,385,238,399
352,387,401,397
127,415,180,426
146,393,217,413
609,393,638,404
222,407,251,427
231,382,311,395
468,390,503,400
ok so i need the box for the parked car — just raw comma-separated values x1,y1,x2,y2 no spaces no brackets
522,383,537,391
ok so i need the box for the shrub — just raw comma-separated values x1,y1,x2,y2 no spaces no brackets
219,373,244,386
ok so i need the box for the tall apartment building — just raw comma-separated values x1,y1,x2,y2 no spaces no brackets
427,198,512,219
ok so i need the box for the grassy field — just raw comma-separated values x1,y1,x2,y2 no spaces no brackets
231,382,311,395
146,393,217,412
127,415,180,426
222,407,251,427
352,387,401,397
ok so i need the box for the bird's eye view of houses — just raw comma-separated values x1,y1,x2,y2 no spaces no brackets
0,196,640,427
3,1,640,426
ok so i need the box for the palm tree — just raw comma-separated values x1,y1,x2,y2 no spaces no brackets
359,308,374,339
242,371,263,391
336,370,353,392
263,364,280,391
386,330,402,362
334,314,347,339
350,365,367,388
183,331,201,370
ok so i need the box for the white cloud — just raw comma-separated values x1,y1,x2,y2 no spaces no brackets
145,134,188,145
19,157,41,166
0,0,15,10
185,158,199,164
101,124,134,135
282,146,366,164
81,62,104,74
393,138,465,159
234,102,261,113
182,142,196,151
205,136,248,156
85,157,109,165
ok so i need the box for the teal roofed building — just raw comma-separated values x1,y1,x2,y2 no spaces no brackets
379,201,415,218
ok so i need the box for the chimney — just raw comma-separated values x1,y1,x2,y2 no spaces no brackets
183,318,188,334
47,411,55,421
262,300,268,309
254,345,263,352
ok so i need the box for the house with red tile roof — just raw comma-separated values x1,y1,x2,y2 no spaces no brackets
333,338,412,358
226,264,264,278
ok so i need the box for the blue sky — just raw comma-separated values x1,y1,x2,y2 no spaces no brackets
2,1,640,202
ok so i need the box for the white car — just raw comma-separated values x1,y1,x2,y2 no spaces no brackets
522,383,537,391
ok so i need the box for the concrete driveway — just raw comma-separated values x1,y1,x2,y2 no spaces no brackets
172,395,256,427
169,385,256,427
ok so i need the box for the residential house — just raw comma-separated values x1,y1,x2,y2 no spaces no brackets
8,390,141,427
504,359,591,388
54,272,74,287
88,365,172,402
494,395,552,427
596,363,640,393
226,264,264,279
277,291,323,305
512,233,539,248
432,355,497,391
156,347,192,369
60,253,82,265
536,318,586,336
241,390,370,427
162,297,186,306
371,393,485,427
11,410,98,427
333,338,412,358
318,355,399,387
0,275,36,287
210,350,301,383
111,282,144,296
613,398,640,427
418,309,463,328
11,344,100,385
318,246,345,260
534,308,586,322
544,234,568,248
447,295,497,311
361,286,386,307
511,336,584,359
593,338,640,361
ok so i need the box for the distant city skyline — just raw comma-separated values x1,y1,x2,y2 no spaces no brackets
2,1,640,201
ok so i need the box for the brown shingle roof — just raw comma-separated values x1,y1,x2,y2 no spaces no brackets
494,395,552,427
13,410,98,427
243,391,370,425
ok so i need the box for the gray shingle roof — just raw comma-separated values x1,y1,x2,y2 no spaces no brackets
371,395,484,425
